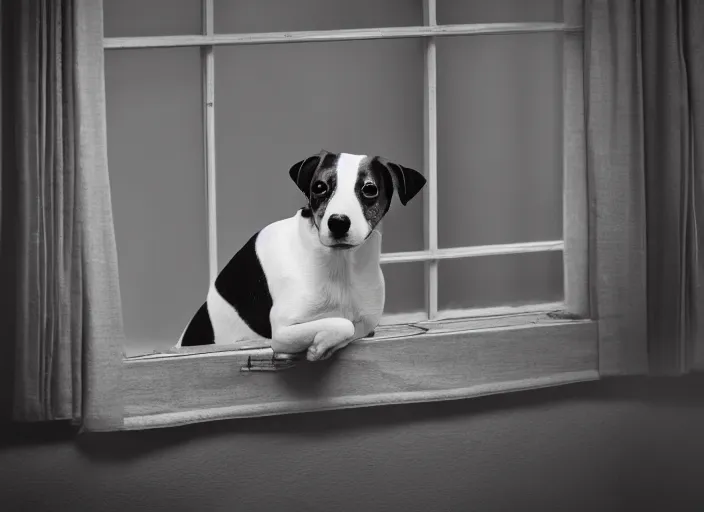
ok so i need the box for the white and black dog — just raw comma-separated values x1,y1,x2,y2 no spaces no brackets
176,150,426,361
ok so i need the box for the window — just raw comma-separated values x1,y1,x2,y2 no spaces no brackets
105,0,597,429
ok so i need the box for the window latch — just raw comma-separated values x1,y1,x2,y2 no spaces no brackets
240,351,301,372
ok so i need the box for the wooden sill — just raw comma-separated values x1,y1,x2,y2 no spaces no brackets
120,311,598,430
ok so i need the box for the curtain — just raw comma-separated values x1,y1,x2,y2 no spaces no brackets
585,0,704,375
0,0,125,429
689,1,704,371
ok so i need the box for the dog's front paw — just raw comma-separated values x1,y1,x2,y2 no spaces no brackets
306,345,333,362
306,319,355,362
307,343,349,362
270,335,313,355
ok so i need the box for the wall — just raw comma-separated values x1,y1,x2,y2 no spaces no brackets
2,376,704,512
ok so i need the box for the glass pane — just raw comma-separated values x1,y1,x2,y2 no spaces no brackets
437,33,563,248
215,0,420,34
103,0,202,38
106,48,208,357
383,263,426,316
438,253,563,311
215,38,425,268
437,0,562,25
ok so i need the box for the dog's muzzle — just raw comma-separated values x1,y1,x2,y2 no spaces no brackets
327,214,351,239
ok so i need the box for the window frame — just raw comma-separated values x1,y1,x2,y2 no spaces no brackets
92,0,642,431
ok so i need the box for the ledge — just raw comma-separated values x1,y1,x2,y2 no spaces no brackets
120,313,599,430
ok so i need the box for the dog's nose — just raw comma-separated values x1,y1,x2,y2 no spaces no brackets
327,214,351,238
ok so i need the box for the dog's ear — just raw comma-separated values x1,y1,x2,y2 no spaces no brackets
288,150,330,197
373,157,427,206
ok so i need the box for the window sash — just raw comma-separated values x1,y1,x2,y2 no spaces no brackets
105,2,585,326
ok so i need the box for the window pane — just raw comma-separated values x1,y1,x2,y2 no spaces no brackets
103,0,202,38
438,253,563,311
215,0,420,34
215,38,425,268
436,33,563,248
106,48,208,357
437,0,562,25
382,263,426,316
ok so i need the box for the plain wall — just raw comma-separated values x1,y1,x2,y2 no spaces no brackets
3,376,704,512
104,0,565,354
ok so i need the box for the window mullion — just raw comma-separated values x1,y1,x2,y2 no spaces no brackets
202,0,218,281
423,0,439,320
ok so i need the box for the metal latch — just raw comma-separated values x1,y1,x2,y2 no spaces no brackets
240,351,302,372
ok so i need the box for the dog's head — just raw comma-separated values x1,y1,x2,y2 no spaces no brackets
289,150,427,249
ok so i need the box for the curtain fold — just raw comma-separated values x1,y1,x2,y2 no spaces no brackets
684,1,704,371
583,0,649,375
585,0,704,375
1,0,125,429
73,0,125,431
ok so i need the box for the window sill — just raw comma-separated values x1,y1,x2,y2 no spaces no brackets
120,311,598,430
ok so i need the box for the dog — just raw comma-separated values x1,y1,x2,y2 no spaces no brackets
176,150,426,361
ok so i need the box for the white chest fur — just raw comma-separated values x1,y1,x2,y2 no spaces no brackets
258,212,385,338
305,249,384,324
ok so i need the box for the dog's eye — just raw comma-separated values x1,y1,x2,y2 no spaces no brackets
361,183,378,199
312,181,328,196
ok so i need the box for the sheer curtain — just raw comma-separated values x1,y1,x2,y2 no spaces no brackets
1,0,124,430
585,0,704,375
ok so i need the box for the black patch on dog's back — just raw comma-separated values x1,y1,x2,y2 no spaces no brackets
180,302,214,346
214,231,273,339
